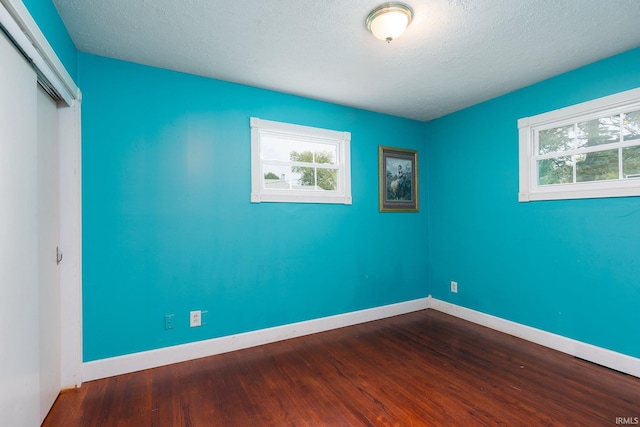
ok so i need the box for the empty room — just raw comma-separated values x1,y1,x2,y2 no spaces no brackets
1,0,639,425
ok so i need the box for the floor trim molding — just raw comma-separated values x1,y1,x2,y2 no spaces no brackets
430,298,640,378
83,297,639,382
82,298,430,382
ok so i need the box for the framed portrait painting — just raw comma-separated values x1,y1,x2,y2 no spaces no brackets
378,146,418,212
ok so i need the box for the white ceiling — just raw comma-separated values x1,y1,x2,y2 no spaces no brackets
53,0,640,121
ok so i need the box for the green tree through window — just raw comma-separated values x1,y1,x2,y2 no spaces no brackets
290,151,337,191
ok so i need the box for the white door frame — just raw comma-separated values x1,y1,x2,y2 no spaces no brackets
0,0,83,388
58,99,82,388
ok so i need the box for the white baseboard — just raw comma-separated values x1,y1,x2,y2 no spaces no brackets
430,298,640,378
83,297,639,382
82,298,430,382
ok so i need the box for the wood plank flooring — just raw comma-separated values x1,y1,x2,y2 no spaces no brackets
43,310,640,426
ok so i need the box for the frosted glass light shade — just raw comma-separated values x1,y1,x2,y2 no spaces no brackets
366,3,413,43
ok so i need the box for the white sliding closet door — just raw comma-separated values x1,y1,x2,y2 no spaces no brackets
37,84,61,423
0,29,62,425
0,29,41,427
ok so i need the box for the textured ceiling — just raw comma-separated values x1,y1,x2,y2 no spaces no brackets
53,0,640,121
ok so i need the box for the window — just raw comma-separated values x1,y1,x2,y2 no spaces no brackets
250,117,352,204
518,87,640,202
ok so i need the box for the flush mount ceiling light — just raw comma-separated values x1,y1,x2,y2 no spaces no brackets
366,3,413,43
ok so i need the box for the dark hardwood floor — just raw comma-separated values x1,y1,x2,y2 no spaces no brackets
43,310,640,426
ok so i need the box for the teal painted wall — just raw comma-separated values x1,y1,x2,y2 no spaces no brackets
22,0,77,80
25,0,640,362
425,47,640,358
78,53,429,361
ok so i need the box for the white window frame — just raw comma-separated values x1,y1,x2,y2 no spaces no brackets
518,87,640,202
250,117,352,204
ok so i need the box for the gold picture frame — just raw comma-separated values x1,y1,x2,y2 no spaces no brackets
379,146,418,212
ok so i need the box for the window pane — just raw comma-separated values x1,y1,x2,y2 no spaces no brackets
294,167,316,188
576,115,620,149
261,139,340,191
537,156,573,185
287,166,338,190
623,110,640,142
290,143,337,165
263,165,297,189
262,136,315,162
314,144,337,165
539,125,573,154
576,149,619,182
316,168,337,190
623,146,640,178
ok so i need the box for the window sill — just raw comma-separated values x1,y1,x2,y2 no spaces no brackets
251,192,352,204
519,182,640,202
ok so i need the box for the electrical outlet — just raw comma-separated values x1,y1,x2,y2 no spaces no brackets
190,310,202,327
451,281,458,293
164,314,174,330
